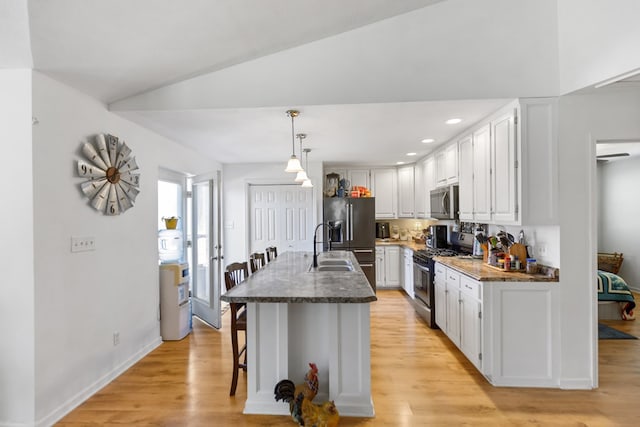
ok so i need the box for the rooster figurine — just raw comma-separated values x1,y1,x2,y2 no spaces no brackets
274,363,339,426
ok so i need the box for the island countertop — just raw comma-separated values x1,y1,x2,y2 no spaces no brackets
221,250,377,304
434,256,559,282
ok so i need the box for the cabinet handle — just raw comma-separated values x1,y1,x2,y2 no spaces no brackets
465,284,472,290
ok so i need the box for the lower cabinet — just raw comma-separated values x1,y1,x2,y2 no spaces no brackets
402,247,414,298
434,261,560,387
375,246,400,288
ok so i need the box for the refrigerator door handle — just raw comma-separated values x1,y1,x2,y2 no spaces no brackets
348,203,354,241
353,249,373,253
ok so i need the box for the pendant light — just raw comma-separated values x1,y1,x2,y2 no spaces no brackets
301,148,313,188
284,110,303,173
294,133,309,182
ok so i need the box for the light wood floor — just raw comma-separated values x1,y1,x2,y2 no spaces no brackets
58,291,640,426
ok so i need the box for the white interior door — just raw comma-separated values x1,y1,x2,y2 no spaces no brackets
191,172,222,328
249,185,314,255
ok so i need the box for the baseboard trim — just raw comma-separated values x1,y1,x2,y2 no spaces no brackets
559,378,596,390
35,336,163,427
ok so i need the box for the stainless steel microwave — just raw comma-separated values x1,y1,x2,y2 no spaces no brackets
430,185,459,220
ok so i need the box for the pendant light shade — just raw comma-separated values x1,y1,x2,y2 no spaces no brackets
301,148,313,187
284,110,304,173
294,133,308,182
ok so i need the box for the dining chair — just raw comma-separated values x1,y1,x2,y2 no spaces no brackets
265,246,278,262
249,252,267,273
224,261,249,396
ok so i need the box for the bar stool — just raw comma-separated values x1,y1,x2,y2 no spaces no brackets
265,246,278,262
249,252,266,273
224,262,249,396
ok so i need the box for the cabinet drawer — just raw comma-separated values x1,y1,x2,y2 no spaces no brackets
460,276,481,299
446,268,460,288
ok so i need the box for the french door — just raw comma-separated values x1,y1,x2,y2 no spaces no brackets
190,172,222,328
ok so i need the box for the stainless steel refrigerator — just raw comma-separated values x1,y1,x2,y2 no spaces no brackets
323,197,376,290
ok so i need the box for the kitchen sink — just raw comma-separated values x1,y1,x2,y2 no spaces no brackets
316,265,354,272
318,259,352,266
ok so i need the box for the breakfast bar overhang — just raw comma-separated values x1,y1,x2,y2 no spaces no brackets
221,251,377,417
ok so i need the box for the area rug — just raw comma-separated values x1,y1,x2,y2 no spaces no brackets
598,323,638,340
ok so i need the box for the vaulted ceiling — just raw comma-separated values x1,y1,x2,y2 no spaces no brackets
7,0,630,165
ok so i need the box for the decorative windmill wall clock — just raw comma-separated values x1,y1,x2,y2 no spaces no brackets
76,133,140,215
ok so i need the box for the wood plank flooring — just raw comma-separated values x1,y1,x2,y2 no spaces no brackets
58,290,640,426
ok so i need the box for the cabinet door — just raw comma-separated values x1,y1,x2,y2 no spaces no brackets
445,143,459,184
473,125,492,222
491,111,518,223
347,169,370,192
375,248,385,288
445,269,461,347
460,283,482,369
458,135,474,220
384,246,401,287
371,168,397,219
424,156,435,217
435,151,447,186
403,249,414,298
434,281,447,330
397,166,415,218
414,161,425,218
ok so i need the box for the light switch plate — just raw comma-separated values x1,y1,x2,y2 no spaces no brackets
71,236,96,252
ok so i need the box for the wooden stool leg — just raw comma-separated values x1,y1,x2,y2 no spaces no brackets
230,328,239,396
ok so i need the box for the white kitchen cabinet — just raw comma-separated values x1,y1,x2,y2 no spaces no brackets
397,165,415,218
371,168,397,219
375,246,400,288
458,135,474,220
491,111,517,223
435,261,560,387
444,143,459,184
435,143,459,188
347,169,371,192
402,247,414,298
375,247,385,289
414,160,425,218
459,275,482,370
423,156,435,217
473,125,492,222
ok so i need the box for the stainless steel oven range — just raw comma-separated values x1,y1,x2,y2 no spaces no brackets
412,248,458,328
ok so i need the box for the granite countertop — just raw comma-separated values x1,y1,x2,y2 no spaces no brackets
434,256,559,282
221,251,377,304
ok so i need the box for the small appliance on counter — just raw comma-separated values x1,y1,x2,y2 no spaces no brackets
427,225,447,249
375,222,390,239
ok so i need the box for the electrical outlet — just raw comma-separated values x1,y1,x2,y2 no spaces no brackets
537,245,547,256
71,236,96,252
113,331,120,346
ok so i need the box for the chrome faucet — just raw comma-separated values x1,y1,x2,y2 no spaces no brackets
313,222,333,268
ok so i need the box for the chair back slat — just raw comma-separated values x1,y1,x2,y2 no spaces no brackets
225,262,249,291
249,252,266,273
265,246,278,262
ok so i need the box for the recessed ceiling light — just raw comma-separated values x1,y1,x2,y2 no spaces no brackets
445,118,462,125
406,152,417,156
396,161,405,165
421,138,435,143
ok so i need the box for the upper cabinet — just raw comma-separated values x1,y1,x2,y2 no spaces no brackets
453,98,558,226
435,142,459,187
371,168,397,219
414,160,425,218
397,165,415,218
347,169,371,191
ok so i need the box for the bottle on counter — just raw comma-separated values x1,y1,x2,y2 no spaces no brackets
526,258,538,274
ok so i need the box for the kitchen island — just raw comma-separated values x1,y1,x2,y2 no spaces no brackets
221,250,377,417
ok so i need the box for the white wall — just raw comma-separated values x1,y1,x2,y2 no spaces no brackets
598,157,640,291
223,162,323,264
557,87,640,388
0,69,35,425
558,0,640,94
30,72,220,426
